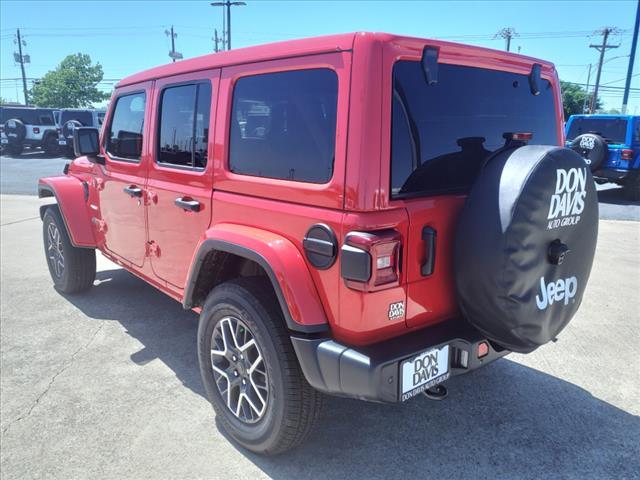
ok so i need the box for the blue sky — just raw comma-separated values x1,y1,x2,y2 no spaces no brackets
1,0,638,112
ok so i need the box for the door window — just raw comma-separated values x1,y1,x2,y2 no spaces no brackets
106,92,146,161
157,82,212,169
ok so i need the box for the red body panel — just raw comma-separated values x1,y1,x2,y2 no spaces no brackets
38,176,97,248
47,32,565,345
194,222,329,328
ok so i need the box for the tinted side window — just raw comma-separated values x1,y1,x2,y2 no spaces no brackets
229,69,338,183
106,92,146,161
158,82,211,169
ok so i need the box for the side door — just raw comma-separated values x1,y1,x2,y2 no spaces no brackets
146,71,218,289
98,84,151,267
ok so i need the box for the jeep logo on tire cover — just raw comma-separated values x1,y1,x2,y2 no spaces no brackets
535,276,578,310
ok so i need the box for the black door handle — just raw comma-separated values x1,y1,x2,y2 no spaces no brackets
175,197,201,212
123,185,142,197
421,226,436,276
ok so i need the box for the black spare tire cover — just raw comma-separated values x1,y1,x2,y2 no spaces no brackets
570,133,607,171
63,119,83,139
3,118,27,143
454,145,599,353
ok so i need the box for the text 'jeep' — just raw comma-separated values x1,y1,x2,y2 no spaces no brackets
38,33,599,454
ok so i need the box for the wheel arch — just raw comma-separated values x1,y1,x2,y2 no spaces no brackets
184,225,329,334
38,176,96,248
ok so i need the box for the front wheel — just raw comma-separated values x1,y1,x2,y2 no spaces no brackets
42,206,96,293
197,277,323,455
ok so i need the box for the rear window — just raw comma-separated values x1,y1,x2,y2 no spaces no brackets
61,110,94,126
566,117,628,144
391,62,558,198
0,108,54,125
229,68,338,183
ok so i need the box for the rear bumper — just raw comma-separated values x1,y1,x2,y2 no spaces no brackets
291,318,508,403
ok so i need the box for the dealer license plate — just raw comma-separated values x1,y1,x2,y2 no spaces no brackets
400,345,450,401
58,140,67,146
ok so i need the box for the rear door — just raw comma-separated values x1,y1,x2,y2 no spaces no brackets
146,71,218,289
98,84,151,267
382,53,562,329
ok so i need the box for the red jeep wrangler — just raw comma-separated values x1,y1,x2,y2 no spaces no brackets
38,33,599,455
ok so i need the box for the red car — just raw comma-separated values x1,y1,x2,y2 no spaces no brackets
38,33,599,454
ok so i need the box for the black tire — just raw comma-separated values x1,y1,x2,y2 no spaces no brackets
198,277,323,455
42,206,96,293
6,143,23,157
3,118,27,144
623,172,640,202
43,134,59,156
570,133,608,171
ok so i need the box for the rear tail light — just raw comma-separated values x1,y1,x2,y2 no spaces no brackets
57,128,62,134
341,230,402,291
621,149,634,161
33,127,40,134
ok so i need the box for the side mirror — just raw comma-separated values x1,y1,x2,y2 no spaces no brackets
73,127,104,164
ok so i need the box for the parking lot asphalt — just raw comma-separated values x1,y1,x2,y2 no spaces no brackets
0,155,639,479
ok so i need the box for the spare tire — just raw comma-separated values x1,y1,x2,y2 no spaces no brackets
454,145,599,353
3,118,26,144
570,133,607,171
62,119,83,139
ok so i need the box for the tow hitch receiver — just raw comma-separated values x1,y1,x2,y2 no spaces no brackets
423,384,448,400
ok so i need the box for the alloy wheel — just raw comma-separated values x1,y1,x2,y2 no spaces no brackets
47,222,65,278
210,316,269,423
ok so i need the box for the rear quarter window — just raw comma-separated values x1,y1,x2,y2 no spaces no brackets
229,68,338,183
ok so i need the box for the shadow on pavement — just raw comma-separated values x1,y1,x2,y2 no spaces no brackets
63,268,640,479
597,185,638,206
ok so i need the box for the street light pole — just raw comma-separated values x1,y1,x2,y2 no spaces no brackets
210,1,246,51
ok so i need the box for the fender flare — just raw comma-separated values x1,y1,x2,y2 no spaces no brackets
38,176,96,248
184,224,329,334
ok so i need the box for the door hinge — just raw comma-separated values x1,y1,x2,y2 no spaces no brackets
146,240,160,257
91,217,107,233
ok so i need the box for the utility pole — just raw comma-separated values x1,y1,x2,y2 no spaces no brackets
15,29,29,106
622,0,639,114
589,27,620,113
496,27,517,52
213,28,221,52
583,64,592,113
210,1,246,50
165,26,183,62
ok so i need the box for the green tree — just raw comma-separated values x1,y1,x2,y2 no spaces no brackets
30,53,110,108
560,81,602,119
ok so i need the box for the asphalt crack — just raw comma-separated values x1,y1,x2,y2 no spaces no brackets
1,323,105,436
0,216,40,227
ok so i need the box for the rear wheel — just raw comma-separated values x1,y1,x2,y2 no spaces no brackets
42,206,96,293
6,143,23,157
197,277,322,455
43,135,59,156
